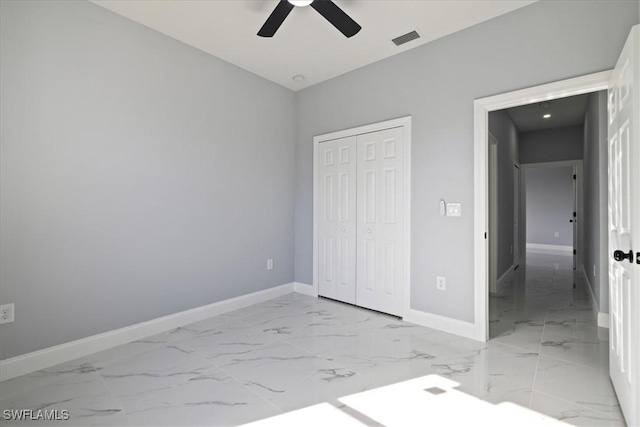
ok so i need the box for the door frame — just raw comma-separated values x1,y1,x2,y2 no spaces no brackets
519,160,584,262
513,162,521,268
312,116,412,316
488,133,498,294
473,71,611,341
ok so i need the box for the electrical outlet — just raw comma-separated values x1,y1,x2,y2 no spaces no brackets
0,303,15,324
436,276,446,291
554,232,560,237
267,259,273,270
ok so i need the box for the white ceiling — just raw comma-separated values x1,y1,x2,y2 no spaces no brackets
91,0,537,91
506,94,591,133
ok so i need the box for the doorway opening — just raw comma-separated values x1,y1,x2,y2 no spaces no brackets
473,71,611,341
485,88,599,345
475,27,639,425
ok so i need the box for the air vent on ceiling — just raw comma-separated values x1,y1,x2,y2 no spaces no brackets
392,30,421,46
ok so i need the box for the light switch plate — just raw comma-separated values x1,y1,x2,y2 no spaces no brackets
446,203,461,217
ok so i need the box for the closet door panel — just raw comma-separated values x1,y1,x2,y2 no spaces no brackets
318,137,356,304
318,140,337,299
356,128,404,316
335,136,357,304
356,132,379,311
377,128,404,316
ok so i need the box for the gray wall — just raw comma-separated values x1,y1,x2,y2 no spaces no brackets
0,1,296,359
582,91,609,313
294,1,637,322
525,167,574,246
488,111,519,278
519,125,584,164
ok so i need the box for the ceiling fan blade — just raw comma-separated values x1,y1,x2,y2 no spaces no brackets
258,1,295,37
310,0,361,38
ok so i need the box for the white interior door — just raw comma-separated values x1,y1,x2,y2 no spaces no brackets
513,164,520,267
318,136,357,304
608,25,639,426
356,127,405,316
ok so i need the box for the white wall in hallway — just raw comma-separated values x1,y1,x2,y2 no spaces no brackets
488,110,519,278
520,126,584,164
525,167,574,247
582,91,609,313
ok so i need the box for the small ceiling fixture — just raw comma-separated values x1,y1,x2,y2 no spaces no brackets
292,74,306,82
288,0,313,6
543,113,551,119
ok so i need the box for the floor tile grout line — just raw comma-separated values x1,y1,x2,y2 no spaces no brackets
92,358,134,425
527,266,552,410
536,351,610,374
213,363,286,415
532,389,624,421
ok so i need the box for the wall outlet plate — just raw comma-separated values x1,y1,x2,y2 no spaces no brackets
0,303,15,324
267,259,273,270
554,232,560,237
436,276,446,291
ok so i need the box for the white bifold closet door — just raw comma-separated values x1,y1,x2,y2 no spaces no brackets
317,127,405,316
356,127,405,316
318,136,357,304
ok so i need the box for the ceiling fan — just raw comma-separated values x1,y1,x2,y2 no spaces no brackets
258,0,361,38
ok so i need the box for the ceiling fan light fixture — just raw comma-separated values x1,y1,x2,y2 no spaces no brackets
288,0,313,7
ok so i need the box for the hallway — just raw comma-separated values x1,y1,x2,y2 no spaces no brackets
490,251,623,425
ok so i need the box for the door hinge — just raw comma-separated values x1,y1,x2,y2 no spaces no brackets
573,212,576,217
573,174,576,180
573,249,577,255
637,252,640,264
485,232,487,239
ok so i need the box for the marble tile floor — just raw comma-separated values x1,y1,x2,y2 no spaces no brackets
0,252,624,426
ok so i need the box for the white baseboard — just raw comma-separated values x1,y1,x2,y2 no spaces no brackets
526,243,573,255
597,312,610,328
0,283,296,382
403,309,477,341
580,265,609,329
293,282,317,297
581,265,600,318
497,264,515,288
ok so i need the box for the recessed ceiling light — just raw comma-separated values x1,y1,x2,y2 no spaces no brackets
543,113,551,119
288,0,313,6
292,74,305,82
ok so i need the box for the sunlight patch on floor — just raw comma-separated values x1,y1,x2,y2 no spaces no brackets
242,374,569,427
